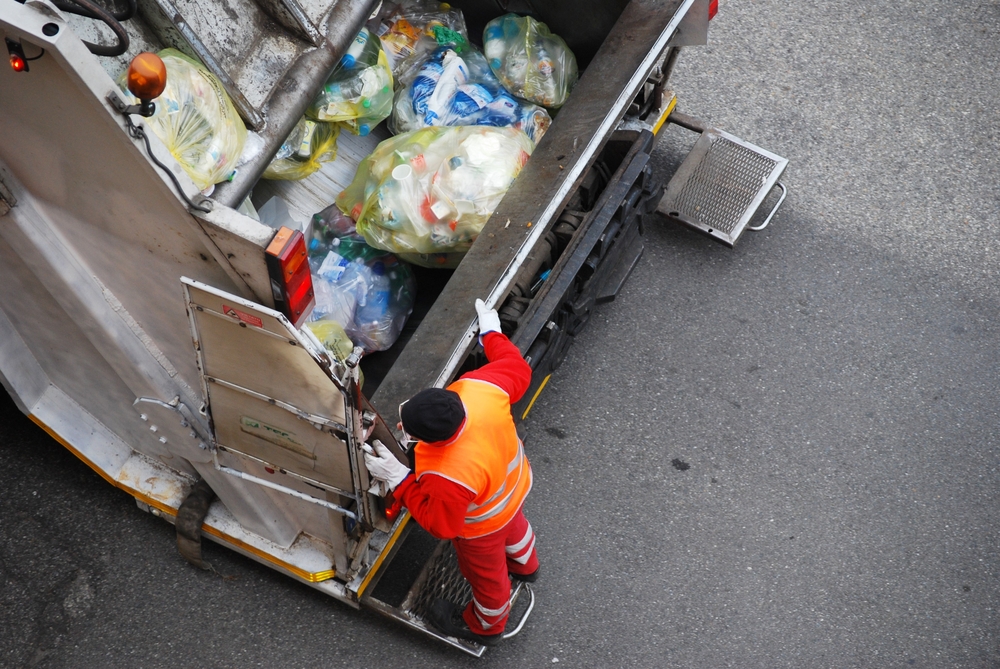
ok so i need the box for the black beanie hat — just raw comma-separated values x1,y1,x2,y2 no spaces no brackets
400,388,466,443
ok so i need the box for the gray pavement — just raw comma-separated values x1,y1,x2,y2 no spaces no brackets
2,0,999,667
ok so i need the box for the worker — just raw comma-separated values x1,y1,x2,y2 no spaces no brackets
363,298,538,646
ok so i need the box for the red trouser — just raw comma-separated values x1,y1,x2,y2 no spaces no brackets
453,506,539,636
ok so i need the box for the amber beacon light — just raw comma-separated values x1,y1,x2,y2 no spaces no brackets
125,52,167,116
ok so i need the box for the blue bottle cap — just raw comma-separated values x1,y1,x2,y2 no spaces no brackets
341,54,356,68
358,124,370,136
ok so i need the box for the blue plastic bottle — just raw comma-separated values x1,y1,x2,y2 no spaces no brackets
357,261,390,324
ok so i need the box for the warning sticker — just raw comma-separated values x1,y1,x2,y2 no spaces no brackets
223,304,263,328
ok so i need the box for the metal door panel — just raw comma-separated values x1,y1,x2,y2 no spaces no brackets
209,383,355,492
187,284,349,425
183,278,372,524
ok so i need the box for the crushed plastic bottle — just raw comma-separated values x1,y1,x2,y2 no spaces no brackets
391,45,550,143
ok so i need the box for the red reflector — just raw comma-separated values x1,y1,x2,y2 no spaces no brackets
265,227,315,328
709,0,719,20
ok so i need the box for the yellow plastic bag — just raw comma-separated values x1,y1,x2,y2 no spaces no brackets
263,118,339,181
120,49,246,190
337,126,533,268
304,319,364,387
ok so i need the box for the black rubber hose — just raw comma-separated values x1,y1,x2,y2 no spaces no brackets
52,0,135,22
55,0,131,56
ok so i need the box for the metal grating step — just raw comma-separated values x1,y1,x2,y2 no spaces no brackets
658,127,788,247
364,538,534,657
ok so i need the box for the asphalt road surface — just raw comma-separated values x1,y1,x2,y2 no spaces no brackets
2,1,999,667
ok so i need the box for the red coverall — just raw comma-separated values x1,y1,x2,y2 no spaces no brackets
395,331,540,636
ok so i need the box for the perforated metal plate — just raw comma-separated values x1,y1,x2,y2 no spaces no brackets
659,128,788,246
404,541,475,619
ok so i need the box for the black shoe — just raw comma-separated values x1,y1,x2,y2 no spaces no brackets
510,567,539,583
427,599,504,646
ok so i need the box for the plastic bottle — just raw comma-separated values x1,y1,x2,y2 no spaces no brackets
483,23,505,68
308,237,330,271
317,250,351,283
341,258,373,304
356,261,390,325
527,44,557,106
341,27,374,68
295,120,317,159
310,275,357,325
481,92,520,127
411,53,446,117
424,50,468,124
323,78,365,105
450,83,493,119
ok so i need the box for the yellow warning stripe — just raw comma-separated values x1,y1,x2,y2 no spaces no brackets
356,511,411,597
652,93,679,136
521,374,552,420
29,414,335,583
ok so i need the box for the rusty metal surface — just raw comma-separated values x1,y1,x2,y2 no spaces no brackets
370,0,692,418
212,0,378,208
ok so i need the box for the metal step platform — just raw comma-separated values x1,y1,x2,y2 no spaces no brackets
362,525,535,657
658,122,788,247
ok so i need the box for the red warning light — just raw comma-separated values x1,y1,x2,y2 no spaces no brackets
6,38,29,73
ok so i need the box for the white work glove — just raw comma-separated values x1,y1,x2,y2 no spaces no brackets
475,298,502,344
362,440,410,491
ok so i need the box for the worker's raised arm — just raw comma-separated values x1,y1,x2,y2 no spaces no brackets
462,331,532,403
462,299,532,402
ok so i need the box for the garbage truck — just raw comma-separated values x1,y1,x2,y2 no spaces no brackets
0,0,787,655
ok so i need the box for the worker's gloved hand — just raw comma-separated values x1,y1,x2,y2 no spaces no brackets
475,298,502,344
362,440,410,491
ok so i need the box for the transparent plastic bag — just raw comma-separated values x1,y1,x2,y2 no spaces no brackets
373,0,469,78
337,126,534,268
309,252,370,326
346,255,416,352
263,118,339,180
390,44,551,143
119,49,247,190
307,28,394,136
306,205,416,351
483,14,578,109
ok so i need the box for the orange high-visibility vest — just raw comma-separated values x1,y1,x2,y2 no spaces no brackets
414,378,532,538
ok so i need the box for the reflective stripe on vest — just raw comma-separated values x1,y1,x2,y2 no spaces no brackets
413,378,532,538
